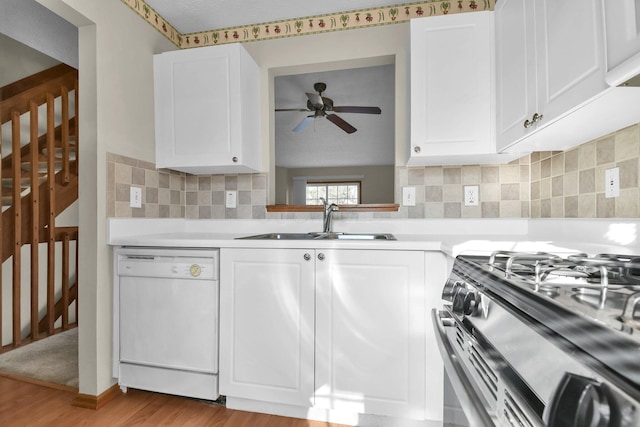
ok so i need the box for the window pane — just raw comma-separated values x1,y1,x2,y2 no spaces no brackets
317,186,327,201
327,186,338,204
307,186,317,200
348,185,357,199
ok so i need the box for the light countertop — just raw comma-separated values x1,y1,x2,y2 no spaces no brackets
107,218,640,257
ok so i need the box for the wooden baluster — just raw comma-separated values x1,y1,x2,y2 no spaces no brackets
46,94,56,334
72,74,79,324
62,232,70,328
11,110,22,346
75,230,79,323
0,113,3,346
61,86,70,184
74,78,79,176
29,101,40,340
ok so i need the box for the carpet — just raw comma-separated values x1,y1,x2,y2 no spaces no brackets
0,328,78,388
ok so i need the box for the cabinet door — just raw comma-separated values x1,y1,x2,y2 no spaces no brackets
497,0,606,151
315,250,426,419
409,12,495,164
154,44,260,174
535,0,606,122
219,248,315,406
604,0,640,72
495,0,537,151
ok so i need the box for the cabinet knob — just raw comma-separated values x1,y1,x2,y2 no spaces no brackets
532,112,543,124
413,146,421,154
232,156,238,163
524,113,544,129
317,253,325,261
303,253,311,261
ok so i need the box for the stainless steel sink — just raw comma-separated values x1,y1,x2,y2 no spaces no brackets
236,232,396,240
322,232,396,240
236,232,325,240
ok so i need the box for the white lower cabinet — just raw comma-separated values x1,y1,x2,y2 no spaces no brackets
220,248,428,421
219,248,315,406
315,250,426,420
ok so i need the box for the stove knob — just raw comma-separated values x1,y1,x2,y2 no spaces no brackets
463,292,481,316
451,287,468,314
545,373,616,427
442,279,464,302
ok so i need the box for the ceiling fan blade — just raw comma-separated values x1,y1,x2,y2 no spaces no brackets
275,108,311,112
326,114,357,134
332,106,382,114
293,116,314,133
305,92,324,109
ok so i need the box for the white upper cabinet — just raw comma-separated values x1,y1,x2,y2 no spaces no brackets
409,12,519,165
154,43,261,174
604,0,640,83
496,0,607,152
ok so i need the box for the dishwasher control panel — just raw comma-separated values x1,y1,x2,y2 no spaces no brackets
116,248,219,280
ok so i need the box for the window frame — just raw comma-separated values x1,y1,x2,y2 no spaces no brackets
305,180,362,205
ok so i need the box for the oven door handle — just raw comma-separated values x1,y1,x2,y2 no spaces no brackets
431,308,496,427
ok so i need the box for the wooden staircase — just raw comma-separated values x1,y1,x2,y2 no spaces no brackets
0,64,79,352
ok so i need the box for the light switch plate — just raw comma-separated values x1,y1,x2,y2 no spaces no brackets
402,187,416,206
226,190,237,208
130,187,142,208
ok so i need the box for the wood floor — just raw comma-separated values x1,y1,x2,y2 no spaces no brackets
0,376,346,427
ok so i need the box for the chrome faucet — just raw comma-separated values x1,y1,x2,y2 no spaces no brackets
319,197,339,233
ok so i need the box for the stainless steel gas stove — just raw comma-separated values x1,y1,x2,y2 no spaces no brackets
433,251,640,427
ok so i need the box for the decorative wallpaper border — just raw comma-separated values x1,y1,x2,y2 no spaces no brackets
119,0,495,49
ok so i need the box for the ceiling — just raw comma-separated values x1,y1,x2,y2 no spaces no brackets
275,64,395,169
145,0,409,33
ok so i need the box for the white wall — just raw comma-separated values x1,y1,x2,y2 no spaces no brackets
35,0,176,396
0,32,60,86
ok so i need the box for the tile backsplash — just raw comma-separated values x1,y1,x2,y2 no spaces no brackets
106,153,268,219
529,125,639,218
398,157,530,219
107,123,640,220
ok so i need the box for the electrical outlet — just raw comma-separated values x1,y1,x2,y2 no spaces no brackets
402,187,416,206
605,167,620,198
226,190,237,208
464,185,479,206
130,187,142,208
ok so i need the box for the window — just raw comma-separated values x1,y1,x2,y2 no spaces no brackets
306,182,361,205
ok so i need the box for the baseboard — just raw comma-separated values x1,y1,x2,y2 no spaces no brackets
226,396,441,427
72,383,121,409
0,370,77,393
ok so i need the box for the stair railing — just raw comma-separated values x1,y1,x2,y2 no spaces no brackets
0,64,79,351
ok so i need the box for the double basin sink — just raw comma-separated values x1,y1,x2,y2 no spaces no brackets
237,232,396,241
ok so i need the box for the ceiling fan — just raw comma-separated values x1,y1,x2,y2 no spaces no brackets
275,82,381,134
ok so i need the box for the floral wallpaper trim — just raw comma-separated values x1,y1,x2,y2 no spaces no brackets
119,0,182,46
119,0,495,49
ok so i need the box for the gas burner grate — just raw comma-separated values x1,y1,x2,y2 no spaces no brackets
487,251,640,310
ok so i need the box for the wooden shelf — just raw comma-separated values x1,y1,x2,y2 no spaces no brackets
266,203,400,213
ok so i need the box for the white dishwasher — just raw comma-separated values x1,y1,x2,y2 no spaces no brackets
113,247,219,401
